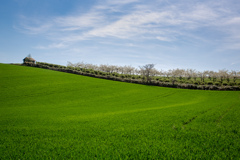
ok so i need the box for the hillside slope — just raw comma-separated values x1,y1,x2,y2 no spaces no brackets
0,63,240,159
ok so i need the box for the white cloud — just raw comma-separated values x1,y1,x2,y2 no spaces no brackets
225,17,240,30
231,61,240,66
106,0,139,5
35,43,68,49
16,0,240,52
15,15,52,35
156,36,173,42
54,12,105,31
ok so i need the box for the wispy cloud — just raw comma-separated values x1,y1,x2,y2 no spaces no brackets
106,0,139,5
15,15,52,35
16,0,240,52
34,42,68,49
54,12,105,31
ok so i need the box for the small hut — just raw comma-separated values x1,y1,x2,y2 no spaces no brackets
23,54,36,64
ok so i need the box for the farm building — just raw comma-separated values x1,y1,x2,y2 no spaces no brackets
23,55,36,64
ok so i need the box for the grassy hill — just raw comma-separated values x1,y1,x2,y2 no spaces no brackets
0,63,240,159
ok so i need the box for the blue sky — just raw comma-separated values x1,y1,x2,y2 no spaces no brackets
1,0,240,71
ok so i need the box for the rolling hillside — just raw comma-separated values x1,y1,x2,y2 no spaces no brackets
0,63,240,159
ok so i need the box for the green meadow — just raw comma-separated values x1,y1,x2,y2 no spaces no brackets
0,63,240,159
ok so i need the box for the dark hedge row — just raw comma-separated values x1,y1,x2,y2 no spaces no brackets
22,62,240,91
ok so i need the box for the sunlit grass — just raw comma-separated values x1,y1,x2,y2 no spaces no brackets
0,63,240,159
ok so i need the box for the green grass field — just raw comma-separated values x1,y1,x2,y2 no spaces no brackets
1,63,240,159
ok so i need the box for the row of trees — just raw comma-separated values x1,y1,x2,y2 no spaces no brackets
22,61,240,90
67,62,240,84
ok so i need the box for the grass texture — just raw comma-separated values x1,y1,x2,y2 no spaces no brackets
0,63,240,159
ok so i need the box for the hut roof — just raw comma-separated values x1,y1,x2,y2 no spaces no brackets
24,57,36,61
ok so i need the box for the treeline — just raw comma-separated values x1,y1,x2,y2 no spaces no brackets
23,61,240,91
